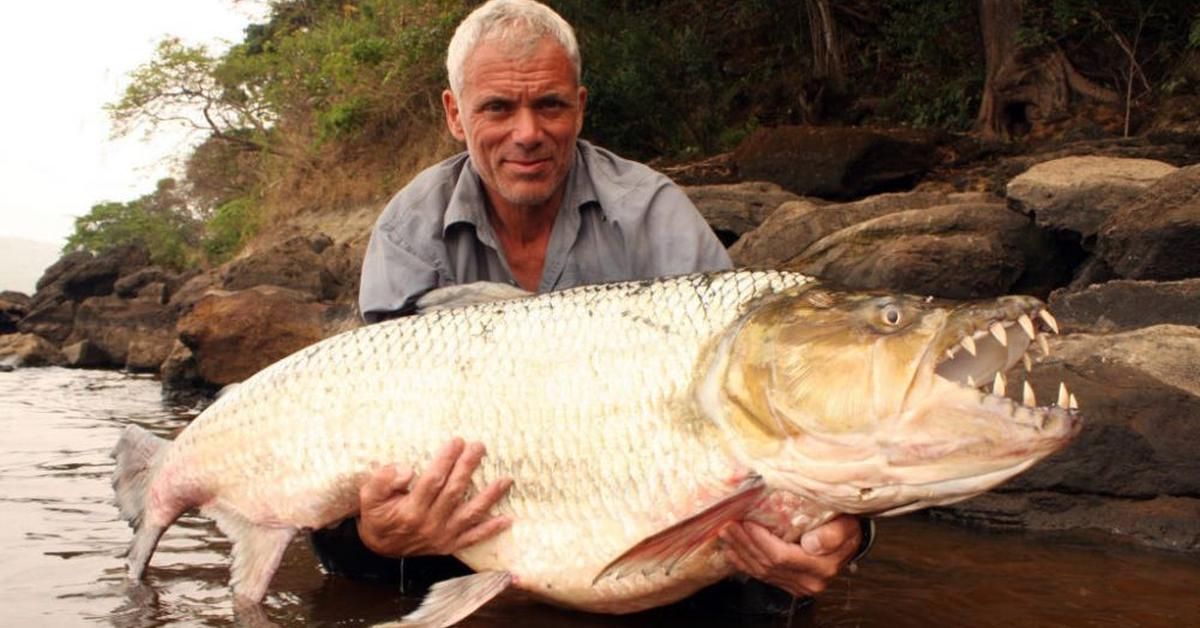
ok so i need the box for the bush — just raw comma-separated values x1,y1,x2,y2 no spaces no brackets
202,198,262,264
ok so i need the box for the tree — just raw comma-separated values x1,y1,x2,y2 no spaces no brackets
65,179,201,269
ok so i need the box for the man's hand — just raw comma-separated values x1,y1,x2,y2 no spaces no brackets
719,515,863,597
356,438,513,557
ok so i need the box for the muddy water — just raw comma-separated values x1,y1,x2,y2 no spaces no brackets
2,367,1197,627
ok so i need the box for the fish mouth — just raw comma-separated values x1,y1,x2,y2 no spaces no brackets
927,299,1080,434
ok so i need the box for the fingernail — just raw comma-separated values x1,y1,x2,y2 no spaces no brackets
801,534,824,554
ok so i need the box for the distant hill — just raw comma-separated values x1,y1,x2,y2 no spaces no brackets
0,237,61,295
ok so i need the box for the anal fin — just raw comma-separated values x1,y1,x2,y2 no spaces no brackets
203,504,297,605
378,570,513,628
594,475,766,584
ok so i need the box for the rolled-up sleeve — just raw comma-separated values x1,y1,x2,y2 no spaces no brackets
358,225,439,323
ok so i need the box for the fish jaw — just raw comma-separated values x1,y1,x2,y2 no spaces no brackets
698,287,1082,516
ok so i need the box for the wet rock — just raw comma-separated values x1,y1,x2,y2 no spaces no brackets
1098,164,1200,280
1007,156,1177,240
731,191,995,269
782,202,1070,299
0,291,30,334
0,333,65,367
933,493,1200,553
67,295,178,369
159,340,216,403
17,297,76,345
1048,278,1200,333
62,339,111,368
177,286,338,386
222,235,339,299
732,126,943,199
684,181,803,245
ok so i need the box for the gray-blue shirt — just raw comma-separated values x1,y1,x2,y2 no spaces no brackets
358,140,732,322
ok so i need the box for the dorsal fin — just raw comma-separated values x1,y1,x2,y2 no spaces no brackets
415,282,533,313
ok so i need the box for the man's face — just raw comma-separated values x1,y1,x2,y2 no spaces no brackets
443,37,586,214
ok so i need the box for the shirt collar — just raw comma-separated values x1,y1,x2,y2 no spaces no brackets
441,142,601,238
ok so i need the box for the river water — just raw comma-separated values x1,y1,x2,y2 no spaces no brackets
2,367,1197,627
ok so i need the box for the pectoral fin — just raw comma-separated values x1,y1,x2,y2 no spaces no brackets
379,570,513,628
593,475,766,584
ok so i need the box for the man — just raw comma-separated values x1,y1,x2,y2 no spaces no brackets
321,0,871,613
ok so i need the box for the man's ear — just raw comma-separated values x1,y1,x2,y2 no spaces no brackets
443,89,466,141
576,85,588,132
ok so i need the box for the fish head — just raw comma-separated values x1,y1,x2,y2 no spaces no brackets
700,286,1081,516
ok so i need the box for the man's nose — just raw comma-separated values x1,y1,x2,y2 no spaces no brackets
511,106,542,147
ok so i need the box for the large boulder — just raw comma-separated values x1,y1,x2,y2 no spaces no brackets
730,191,995,269
683,181,803,245
0,291,30,334
1098,164,1200,280
66,295,178,370
222,234,338,299
17,297,76,345
1006,156,1177,240
176,286,350,386
939,325,1200,551
1047,278,1200,333
782,202,1070,299
114,267,171,299
0,333,65,367
55,244,151,301
732,126,943,199
34,251,93,293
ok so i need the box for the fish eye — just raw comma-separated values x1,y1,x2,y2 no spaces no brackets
882,304,903,326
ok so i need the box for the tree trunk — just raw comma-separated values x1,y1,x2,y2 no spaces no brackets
806,0,845,92
976,0,1119,139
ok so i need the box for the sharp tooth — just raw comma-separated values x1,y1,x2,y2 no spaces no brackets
1018,313,1036,338
1068,393,1078,409
1037,333,1050,356
1023,353,1033,371
1057,382,1069,407
1038,310,1060,334
962,335,977,356
990,322,1008,346
967,375,978,388
1023,381,1036,406
993,372,1006,396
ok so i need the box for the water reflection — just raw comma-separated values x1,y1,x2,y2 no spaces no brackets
0,367,1197,627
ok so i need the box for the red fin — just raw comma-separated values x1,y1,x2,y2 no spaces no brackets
389,570,512,628
593,475,766,584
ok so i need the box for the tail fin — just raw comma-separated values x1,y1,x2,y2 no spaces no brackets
111,424,170,579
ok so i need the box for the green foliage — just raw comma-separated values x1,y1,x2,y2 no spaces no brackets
65,179,200,270
202,198,262,263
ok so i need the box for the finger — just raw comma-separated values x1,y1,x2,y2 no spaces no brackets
721,524,771,573
408,438,465,507
800,515,860,559
451,515,512,552
721,542,761,578
454,477,513,529
429,441,487,522
359,464,414,507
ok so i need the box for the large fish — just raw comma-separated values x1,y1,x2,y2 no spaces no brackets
111,270,1080,626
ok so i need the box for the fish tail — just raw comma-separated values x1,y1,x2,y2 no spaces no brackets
111,424,170,580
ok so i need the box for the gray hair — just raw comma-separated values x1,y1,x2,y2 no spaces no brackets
446,0,581,97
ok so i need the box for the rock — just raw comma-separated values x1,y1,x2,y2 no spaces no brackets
67,295,177,369
169,270,222,314
783,202,1071,299
932,493,1200,553
319,240,367,304
114,267,170,298
159,340,215,403
56,244,151,301
1008,325,1200,498
657,152,738,186
177,286,339,386
684,181,803,246
0,333,65,367
62,339,112,368
222,235,339,299
0,291,31,334
17,297,76,345
1048,278,1200,333
1006,156,1177,240
732,126,943,199
731,191,996,269
1098,163,1200,280
34,251,92,293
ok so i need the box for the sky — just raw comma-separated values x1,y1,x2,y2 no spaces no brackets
0,1,270,249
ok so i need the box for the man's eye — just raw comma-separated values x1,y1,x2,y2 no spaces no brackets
482,101,510,113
